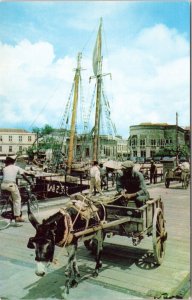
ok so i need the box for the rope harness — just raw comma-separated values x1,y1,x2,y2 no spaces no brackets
56,194,106,248
52,193,121,263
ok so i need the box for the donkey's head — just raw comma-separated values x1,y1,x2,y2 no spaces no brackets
27,203,58,276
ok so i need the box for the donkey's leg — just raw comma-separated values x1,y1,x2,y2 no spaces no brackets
70,243,80,288
93,230,103,277
64,244,80,293
64,245,74,295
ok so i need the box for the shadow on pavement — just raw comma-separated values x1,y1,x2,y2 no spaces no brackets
22,243,154,299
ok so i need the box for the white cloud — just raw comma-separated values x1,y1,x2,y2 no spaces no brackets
106,24,189,135
0,23,189,138
0,40,76,129
135,24,189,61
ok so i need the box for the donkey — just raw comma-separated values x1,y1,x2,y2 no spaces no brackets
27,194,106,294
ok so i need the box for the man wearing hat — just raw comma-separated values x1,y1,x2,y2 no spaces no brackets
116,160,149,207
1,156,33,222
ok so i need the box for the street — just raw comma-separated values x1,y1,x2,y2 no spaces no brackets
0,181,190,300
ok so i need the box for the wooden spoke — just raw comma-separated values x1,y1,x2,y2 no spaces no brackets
152,208,167,265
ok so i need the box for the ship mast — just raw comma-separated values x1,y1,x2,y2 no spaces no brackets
90,18,111,161
67,52,82,174
93,18,102,162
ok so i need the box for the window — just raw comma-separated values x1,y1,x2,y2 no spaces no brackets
151,139,156,146
131,139,137,146
141,150,146,158
0,146,2,152
133,151,137,157
165,139,169,145
9,146,12,152
158,139,164,146
0,136,2,142
9,136,12,142
28,136,32,142
140,139,145,146
19,136,22,142
19,146,22,152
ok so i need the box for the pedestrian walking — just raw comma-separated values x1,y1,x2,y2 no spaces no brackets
89,161,103,196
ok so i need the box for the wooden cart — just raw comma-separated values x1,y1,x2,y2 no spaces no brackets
81,196,167,266
164,169,189,189
162,158,190,189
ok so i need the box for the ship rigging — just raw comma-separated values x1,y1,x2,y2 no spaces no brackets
50,18,117,173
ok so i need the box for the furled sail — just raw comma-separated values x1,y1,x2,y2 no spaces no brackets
92,19,102,76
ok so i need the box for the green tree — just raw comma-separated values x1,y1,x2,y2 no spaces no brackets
41,124,54,135
155,144,189,159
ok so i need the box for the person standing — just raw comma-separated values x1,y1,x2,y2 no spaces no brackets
150,160,157,184
1,156,33,222
89,161,103,196
99,163,107,190
116,160,150,207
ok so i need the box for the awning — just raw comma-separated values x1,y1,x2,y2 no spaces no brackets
104,160,122,170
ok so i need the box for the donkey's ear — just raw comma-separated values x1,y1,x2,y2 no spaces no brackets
28,210,39,229
27,200,39,229
27,237,35,249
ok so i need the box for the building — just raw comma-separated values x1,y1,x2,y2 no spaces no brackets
40,130,129,162
129,123,188,159
0,128,36,156
183,126,190,150
72,134,118,161
116,136,129,160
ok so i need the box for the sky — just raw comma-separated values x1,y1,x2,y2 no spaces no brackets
0,0,190,138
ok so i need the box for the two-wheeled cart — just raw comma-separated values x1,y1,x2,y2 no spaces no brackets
162,158,190,189
78,195,167,265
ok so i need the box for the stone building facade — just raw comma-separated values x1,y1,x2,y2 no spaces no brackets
129,123,187,159
0,129,36,156
116,136,129,159
74,134,119,161
43,131,129,162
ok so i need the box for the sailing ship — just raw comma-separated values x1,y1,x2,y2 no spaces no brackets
54,18,117,174
33,18,118,198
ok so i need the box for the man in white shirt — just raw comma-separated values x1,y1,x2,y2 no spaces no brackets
1,156,32,222
89,161,103,196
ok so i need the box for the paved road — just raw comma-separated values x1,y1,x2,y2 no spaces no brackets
0,182,190,299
